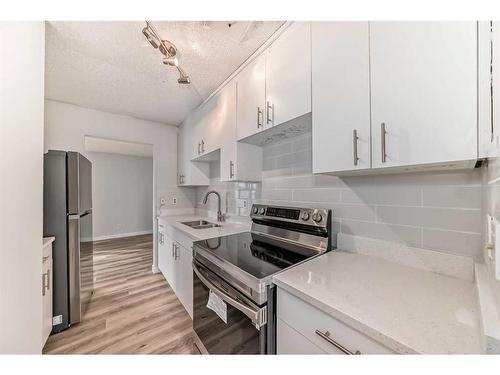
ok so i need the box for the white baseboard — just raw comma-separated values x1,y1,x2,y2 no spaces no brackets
93,230,153,241
151,265,160,274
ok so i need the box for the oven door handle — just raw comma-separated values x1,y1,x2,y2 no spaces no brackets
193,262,267,329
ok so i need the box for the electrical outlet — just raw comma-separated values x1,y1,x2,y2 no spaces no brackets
236,199,247,208
52,315,62,326
172,197,177,205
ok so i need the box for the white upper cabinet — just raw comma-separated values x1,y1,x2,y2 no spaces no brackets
177,122,209,186
266,22,311,127
219,81,238,181
236,54,266,141
312,22,371,174
221,80,263,182
370,22,478,169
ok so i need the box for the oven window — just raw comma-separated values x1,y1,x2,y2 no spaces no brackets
193,269,266,354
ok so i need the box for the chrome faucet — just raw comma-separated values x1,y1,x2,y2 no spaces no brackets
203,190,225,222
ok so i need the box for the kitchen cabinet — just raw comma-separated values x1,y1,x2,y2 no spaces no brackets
41,240,53,347
177,123,209,186
220,81,263,182
277,288,395,354
173,241,193,318
158,221,193,318
312,22,371,174
157,223,175,286
266,21,311,128
236,53,267,141
370,22,477,169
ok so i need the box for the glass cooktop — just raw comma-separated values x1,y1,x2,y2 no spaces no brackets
193,232,318,280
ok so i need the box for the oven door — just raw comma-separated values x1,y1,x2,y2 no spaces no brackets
193,260,267,354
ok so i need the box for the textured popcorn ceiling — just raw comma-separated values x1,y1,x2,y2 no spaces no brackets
45,21,283,125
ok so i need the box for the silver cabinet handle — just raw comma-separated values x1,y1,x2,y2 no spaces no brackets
172,243,175,257
42,273,46,296
198,142,201,155
353,129,359,166
229,161,235,179
315,329,361,355
174,244,180,260
266,101,274,125
42,270,50,296
257,106,263,128
381,123,387,163
201,140,205,153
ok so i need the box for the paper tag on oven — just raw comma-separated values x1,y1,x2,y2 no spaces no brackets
207,290,227,324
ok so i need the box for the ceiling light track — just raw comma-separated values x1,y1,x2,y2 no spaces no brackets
142,21,191,85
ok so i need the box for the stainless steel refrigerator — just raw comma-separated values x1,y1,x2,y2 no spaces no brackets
43,151,94,333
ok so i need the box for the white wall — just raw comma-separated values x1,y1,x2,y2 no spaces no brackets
91,152,153,240
0,22,45,354
44,100,194,271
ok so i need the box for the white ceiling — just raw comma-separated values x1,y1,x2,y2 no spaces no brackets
45,21,283,126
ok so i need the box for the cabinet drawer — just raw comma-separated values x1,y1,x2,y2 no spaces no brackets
277,288,395,354
277,318,326,354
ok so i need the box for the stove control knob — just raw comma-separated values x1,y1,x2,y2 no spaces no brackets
259,208,266,215
253,206,259,214
312,213,323,223
301,212,310,221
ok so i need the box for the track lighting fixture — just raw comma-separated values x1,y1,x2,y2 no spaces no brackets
142,21,191,85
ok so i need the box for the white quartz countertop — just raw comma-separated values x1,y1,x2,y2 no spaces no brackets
43,237,55,248
273,250,482,354
156,215,251,241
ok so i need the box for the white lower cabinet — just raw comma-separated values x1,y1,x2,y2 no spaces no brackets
276,288,395,354
157,223,174,284
173,242,193,318
41,241,53,348
157,221,193,318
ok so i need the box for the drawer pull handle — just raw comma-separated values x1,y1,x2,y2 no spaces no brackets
315,329,361,355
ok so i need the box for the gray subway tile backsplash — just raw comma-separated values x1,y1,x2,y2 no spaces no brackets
194,133,485,258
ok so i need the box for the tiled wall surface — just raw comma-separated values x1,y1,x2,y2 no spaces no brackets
483,155,500,302
195,133,484,259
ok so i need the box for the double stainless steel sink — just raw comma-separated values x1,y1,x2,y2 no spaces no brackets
182,220,221,230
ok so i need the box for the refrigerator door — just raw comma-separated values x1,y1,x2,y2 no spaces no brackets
68,214,81,324
80,210,94,317
67,152,80,215
78,153,92,213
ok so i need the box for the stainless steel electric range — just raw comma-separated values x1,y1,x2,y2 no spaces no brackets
192,204,333,354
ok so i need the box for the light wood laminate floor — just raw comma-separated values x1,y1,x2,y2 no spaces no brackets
43,234,196,354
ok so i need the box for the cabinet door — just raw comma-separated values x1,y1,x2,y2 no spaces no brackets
174,242,193,318
42,253,53,346
236,54,266,140
312,22,371,174
158,227,175,290
266,22,311,127
178,123,209,186
220,81,238,182
370,22,477,169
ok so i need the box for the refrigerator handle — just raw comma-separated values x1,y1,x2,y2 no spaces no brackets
68,214,81,325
